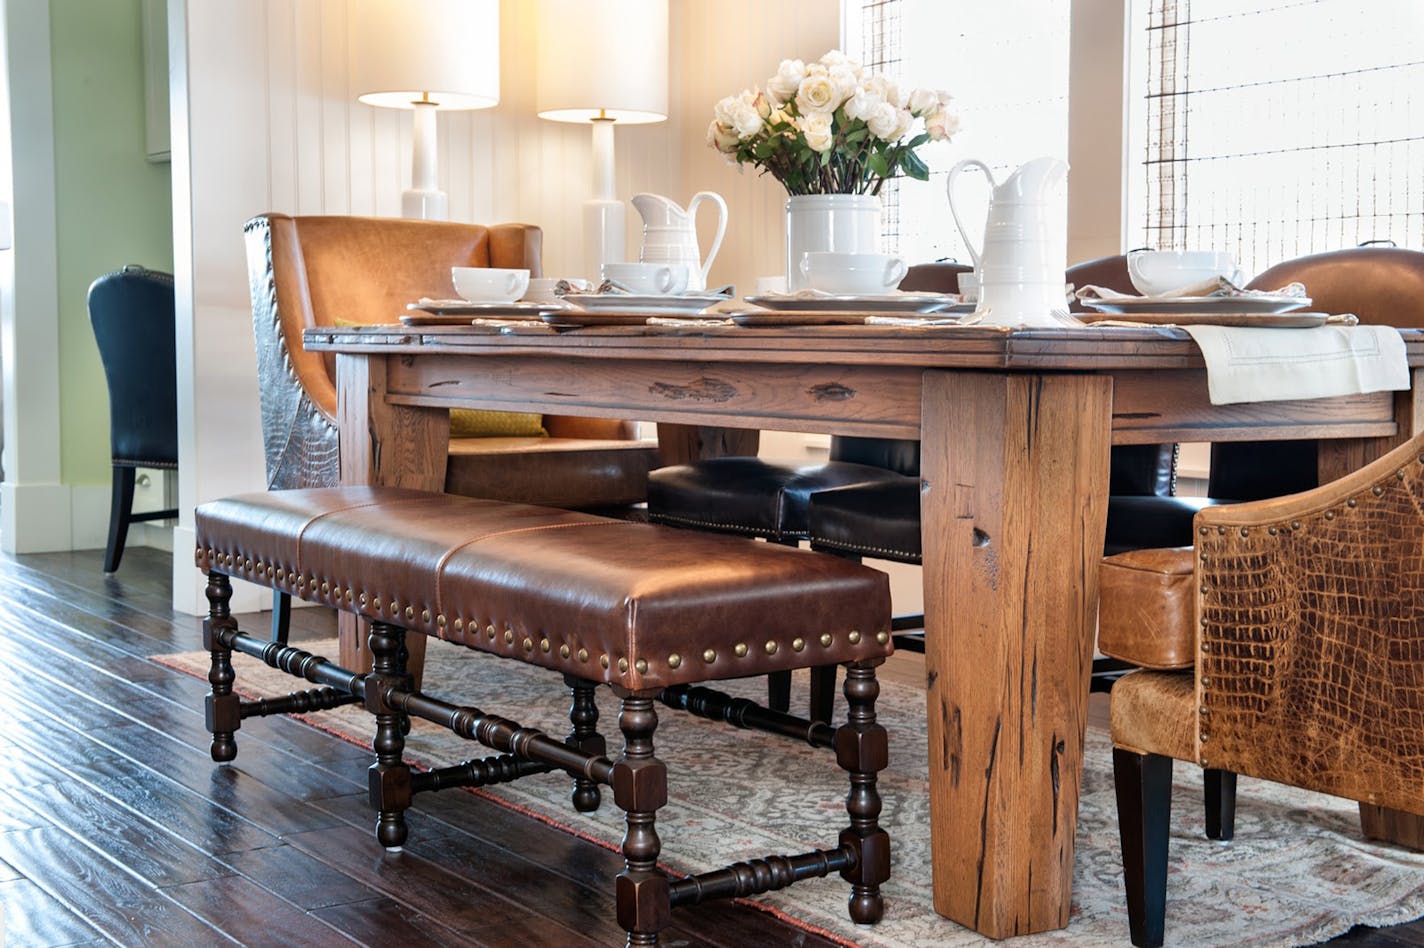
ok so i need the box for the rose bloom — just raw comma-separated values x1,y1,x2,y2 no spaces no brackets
706,120,740,154
767,59,806,105
926,109,960,141
842,85,884,122
865,101,901,140
798,112,834,153
907,87,939,118
828,65,859,102
819,49,855,71
729,99,764,139
795,74,840,114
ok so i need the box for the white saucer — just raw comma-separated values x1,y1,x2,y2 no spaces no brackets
745,293,961,313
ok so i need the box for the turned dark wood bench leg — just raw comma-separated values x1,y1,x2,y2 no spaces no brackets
565,674,605,813
613,688,670,947
367,621,413,851
838,660,889,924
203,571,240,763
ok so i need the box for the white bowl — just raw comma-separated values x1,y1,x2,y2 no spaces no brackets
1126,251,1240,297
800,252,908,295
451,267,530,303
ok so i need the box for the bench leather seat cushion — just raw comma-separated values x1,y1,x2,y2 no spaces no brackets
1098,546,1195,671
648,457,905,539
195,488,891,691
448,437,657,509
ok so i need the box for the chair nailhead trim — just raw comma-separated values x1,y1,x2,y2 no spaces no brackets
820,633,833,647
634,658,648,674
703,649,716,663
848,631,861,644
733,643,748,658
668,653,682,668
791,638,805,652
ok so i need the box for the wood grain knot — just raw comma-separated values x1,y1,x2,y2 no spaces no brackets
807,382,856,401
648,378,738,402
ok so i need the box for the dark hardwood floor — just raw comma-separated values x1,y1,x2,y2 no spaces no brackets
0,545,1418,946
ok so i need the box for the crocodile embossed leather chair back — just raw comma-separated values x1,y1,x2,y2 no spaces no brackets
1103,426,1424,946
89,265,179,573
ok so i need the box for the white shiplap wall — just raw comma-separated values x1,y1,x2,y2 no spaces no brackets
170,0,840,613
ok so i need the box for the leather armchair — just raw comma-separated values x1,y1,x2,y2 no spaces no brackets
88,266,179,573
1101,428,1424,947
245,213,656,504
245,213,659,639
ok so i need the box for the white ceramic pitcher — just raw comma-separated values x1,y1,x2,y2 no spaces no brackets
945,156,1070,326
631,192,728,292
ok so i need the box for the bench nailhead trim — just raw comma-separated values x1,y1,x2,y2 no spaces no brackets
523,637,533,652
668,653,682,669
560,644,571,659
733,643,748,658
504,630,515,644
578,648,589,662
792,638,805,652
600,654,610,669
876,630,889,645
634,658,648,673
436,614,446,626
405,606,416,619
764,640,778,655
703,649,716,663
848,631,862,644
618,658,629,673
820,633,833,647
540,638,551,653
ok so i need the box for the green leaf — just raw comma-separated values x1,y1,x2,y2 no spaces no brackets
868,151,889,178
903,151,930,180
906,132,930,149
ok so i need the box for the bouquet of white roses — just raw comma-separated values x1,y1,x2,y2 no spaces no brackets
708,50,958,196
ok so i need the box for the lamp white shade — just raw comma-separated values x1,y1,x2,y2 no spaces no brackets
535,0,668,124
348,0,500,110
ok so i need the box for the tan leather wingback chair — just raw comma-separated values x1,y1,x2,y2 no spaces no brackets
244,213,658,506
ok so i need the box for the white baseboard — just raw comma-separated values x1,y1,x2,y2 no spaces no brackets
0,481,72,553
69,483,110,550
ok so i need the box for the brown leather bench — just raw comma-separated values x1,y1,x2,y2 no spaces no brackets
194,487,894,945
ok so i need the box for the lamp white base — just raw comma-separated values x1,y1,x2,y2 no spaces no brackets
402,188,449,221
584,198,626,283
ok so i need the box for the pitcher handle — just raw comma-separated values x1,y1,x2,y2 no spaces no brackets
688,191,728,285
945,159,996,270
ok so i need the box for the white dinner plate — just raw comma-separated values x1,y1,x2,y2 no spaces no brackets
406,299,568,317
1081,295,1311,315
744,293,962,313
561,292,731,314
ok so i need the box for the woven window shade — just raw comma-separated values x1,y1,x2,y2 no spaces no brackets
1139,0,1424,276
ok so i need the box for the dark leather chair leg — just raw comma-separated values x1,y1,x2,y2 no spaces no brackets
271,590,291,644
1204,768,1237,841
1114,747,1172,948
103,466,136,574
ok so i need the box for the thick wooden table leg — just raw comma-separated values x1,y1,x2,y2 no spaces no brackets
335,353,450,684
921,370,1111,937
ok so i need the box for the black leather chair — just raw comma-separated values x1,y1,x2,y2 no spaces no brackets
807,255,1200,692
88,266,179,573
647,262,970,719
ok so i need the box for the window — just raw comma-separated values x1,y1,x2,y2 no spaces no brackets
1129,0,1424,276
845,0,1070,266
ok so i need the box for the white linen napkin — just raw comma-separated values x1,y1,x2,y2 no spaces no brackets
1181,324,1409,405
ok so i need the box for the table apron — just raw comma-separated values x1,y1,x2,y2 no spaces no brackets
383,355,1401,445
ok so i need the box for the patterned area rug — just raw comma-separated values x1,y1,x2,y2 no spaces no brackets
155,639,1424,947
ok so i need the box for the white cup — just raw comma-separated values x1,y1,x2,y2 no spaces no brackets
451,267,530,303
800,252,908,295
1126,250,1241,297
522,277,590,302
601,262,690,295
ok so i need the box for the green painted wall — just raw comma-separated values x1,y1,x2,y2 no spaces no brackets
49,0,172,485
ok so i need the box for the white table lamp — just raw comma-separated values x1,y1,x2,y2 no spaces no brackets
535,0,668,281
349,0,500,220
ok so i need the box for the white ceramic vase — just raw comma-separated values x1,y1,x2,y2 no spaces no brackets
785,194,882,291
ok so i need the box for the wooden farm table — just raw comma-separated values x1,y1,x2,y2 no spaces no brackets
306,320,1424,938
